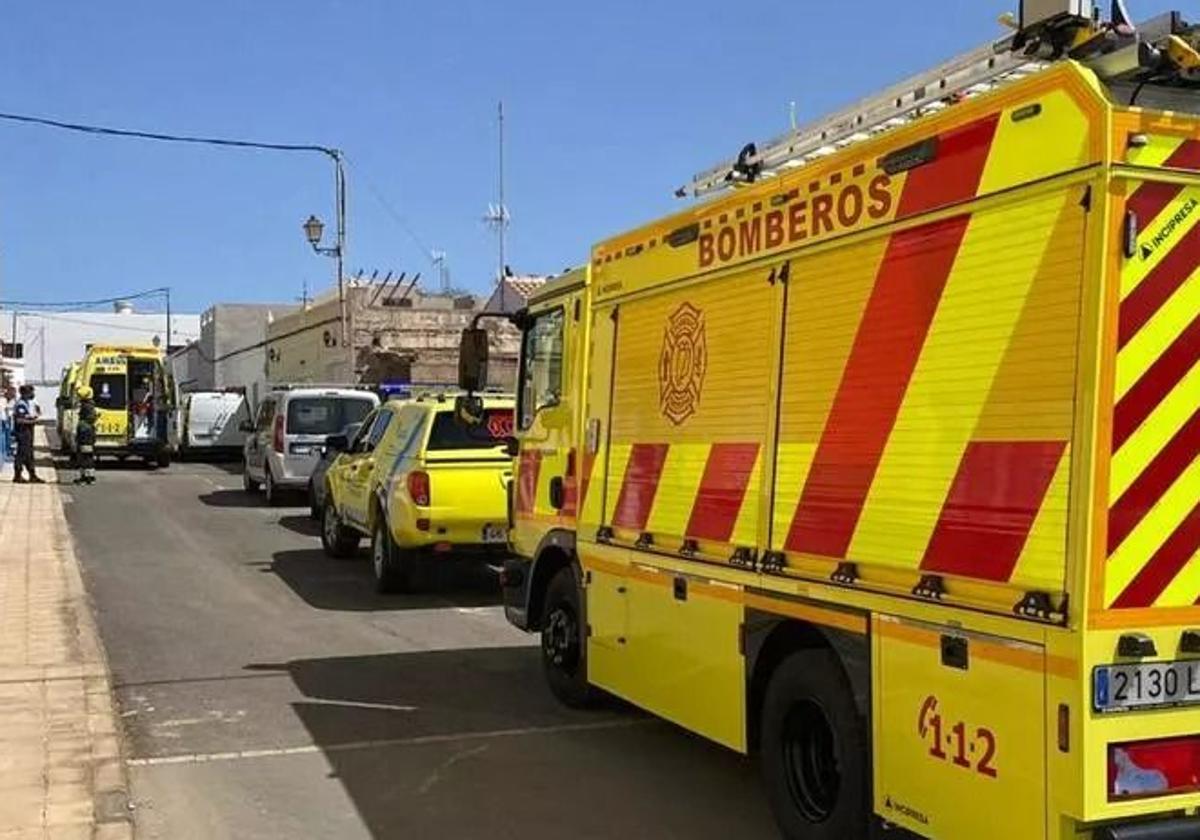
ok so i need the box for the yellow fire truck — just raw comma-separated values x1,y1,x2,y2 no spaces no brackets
460,5,1200,838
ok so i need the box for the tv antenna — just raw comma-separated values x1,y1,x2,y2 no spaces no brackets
430,250,451,294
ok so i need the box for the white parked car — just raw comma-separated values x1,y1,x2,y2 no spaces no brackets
180,391,251,457
242,386,379,505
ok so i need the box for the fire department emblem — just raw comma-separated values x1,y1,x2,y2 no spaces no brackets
659,302,707,426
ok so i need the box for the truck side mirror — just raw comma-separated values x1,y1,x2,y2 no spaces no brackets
504,436,519,457
458,327,490,392
454,394,485,428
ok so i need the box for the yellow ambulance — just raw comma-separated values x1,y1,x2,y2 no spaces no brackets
67,344,177,467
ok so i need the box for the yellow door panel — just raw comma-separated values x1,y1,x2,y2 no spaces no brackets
620,563,746,752
585,565,627,650
771,185,1083,616
582,544,630,699
874,615,1047,839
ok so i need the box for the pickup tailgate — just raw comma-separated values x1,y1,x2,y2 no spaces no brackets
424,455,511,545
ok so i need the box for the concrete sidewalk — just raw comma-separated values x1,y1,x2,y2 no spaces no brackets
0,428,132,839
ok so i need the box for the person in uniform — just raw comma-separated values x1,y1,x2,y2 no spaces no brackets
13,384,43,484
74,385,97,485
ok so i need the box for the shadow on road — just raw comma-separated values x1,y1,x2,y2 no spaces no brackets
267,548,503,612
178,451,243,467
277,514,319,537
197,488,304,509
247,647,615,745
247,647,773,839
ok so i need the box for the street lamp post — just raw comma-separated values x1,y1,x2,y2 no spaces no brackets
302,149,348,346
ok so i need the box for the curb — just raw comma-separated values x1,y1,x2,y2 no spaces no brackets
44,429,137,839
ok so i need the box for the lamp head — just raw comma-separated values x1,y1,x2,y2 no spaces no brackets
303,215,325,247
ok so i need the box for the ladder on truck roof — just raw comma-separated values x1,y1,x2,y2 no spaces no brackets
684,11,1195,198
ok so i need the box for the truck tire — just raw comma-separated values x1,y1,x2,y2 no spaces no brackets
371,518,414,593
243,469,260,493
541,566,597,708
760,649,868,840
321,501,359,559
156,450,171,469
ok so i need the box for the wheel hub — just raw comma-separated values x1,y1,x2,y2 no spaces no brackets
782,699,841,823
542,607,578,669
373,533,385,576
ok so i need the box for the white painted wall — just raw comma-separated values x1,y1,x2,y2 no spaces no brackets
8,309,201,388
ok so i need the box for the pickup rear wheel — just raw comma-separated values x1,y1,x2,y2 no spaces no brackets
320,501,360,559
371,519,413,593
760,649,867,840
541,567,597,708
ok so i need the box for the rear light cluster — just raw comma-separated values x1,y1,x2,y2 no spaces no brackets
1109,736,1200,800
407,471,430,506
272,414,285,453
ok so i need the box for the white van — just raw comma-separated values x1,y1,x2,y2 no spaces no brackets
180,391,251,456
242,386,378,505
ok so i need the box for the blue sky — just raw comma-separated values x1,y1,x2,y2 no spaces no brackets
0,1,1005,313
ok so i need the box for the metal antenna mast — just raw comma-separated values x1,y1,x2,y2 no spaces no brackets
483,101,510,310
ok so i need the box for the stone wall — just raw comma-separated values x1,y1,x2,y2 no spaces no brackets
264,286,519,391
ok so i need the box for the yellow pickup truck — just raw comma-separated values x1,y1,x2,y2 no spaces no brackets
321,393,514,592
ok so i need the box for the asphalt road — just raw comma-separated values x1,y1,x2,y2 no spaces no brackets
57,455,778,839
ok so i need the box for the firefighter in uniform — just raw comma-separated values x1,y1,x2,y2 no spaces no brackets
74,385,97,485
13,384,43,484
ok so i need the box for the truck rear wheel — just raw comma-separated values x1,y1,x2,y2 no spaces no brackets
371,519,414,593
320,501,360,559
541,567,597,708
760,649,868,840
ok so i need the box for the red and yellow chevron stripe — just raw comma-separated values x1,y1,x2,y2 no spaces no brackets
595,96,1091,602
1105,138,1200,610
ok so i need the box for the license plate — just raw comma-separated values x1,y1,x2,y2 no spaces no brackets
1093,660,1200,712
482,524,506,544
290,445,313,455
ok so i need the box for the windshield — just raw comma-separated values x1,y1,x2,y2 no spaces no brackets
427,408,512,452
285,396,374,436
90,374,126,410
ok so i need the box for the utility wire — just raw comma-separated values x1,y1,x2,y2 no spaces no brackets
0,287,168,309
0,110,337,157
341,156,448,283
